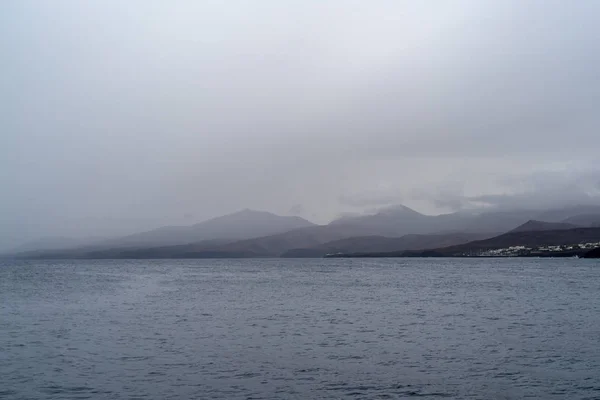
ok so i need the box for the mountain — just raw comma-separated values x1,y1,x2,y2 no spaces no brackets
327,227,600,258
23,225,351,259
509,220,578,233
191,224,364,257
329,206,554,236
4,210,315,258
40,230,493,259
329,205,430,236
314,205,595,239
96,209,315,248
12,204,600,259
87,204,448,256
420,227,600,256
199,205,436,257
281,231,496,258
431,205,600,234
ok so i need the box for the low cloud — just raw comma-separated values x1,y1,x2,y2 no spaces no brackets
288,204,306,216
467,167,600,210
461,166,600,211
393,164,600,214
338,192,404,208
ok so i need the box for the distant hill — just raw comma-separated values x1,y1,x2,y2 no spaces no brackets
509,220,578,233
22,226,351,259
418,227,600,257
208,205,600,257
326,205,533,236
5,210,315,258
439,205,600,233
37,231,492,259
189,224,364,257
281,232,495,258
328,205,593,236
104,209,315,247
328,205,431,236
326,227,600,258
10,204,600,259
195,206,460,257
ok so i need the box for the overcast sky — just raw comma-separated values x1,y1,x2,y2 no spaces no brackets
2,0,600,248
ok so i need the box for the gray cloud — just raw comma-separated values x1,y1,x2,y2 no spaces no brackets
409,164,600,213
466,165,600,211
411,182,470,213
2,0,600,248
338,191,404,208
288,204,306,216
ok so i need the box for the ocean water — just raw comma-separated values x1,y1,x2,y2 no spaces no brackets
1,258,600,400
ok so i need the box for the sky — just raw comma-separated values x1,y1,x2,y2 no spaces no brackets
2,0,600,248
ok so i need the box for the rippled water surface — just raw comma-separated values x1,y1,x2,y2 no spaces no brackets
2,258,600,399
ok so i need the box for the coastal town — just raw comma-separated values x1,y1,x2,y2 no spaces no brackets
462,242,600,257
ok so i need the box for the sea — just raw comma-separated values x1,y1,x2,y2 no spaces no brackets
1,258,600,399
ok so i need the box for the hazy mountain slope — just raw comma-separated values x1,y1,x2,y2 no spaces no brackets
281,231,495,257
12,204,600,259
5,210,315,258
435,210,541,233
509,220,578,233
40,230,493,259
329,206,548,236
428,227,600,256
327,227,600,258
208,224,367,256
18,225,356,259
329,205,432,236
421,206,600,234
210,206,443,257
67,222,370,259
97,209,316,247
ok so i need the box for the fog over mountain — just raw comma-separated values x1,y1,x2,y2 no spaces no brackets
9,204,600,259
2,1,600,250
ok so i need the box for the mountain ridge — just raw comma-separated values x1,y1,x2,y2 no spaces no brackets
327,227,600,258
3,209,315,258
509,220,578,233
7,204,600,259
105,209,315,247
281,231,496,258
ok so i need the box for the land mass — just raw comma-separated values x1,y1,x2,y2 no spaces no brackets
326,227,600,258
6,204,600,259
